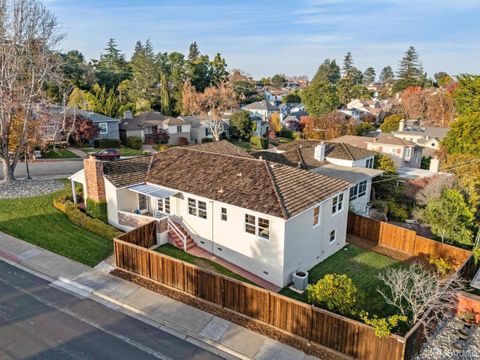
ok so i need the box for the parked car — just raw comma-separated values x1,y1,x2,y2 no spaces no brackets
94,148,120,161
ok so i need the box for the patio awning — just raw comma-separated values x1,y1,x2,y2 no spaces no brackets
128,183,177,199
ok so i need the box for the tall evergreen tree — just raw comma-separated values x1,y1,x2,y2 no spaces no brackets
160,72,171,115
363,67,376,85
338,52,365,104
129,40,159,109
312,59,341,84
188,42,200,61
393,46,424,93
379,66,395,84
210,53,228,86
95,38,130,89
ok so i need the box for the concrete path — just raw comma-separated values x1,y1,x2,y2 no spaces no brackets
0,232,321,360
67,147,88,159
142,144,158,154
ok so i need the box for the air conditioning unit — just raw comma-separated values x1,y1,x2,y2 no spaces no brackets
292,271,308,291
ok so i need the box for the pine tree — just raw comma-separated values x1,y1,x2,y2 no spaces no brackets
312,59,340,85
379,66,394,84
393,46,424,93
129,40,159,108
210,53,228,86
338,52,365,104
160,72,171,115
95,38,130,89
188,42,200,62
363,67,376,85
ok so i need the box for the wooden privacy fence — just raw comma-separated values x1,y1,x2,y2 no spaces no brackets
347,213,472,267
116,221,157,248
114,233,406,360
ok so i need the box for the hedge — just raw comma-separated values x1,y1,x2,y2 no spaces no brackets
53,196,122,240
86,198,108,223
250,136,269,149
126,136,143,149
201,138,214,143
93,139,121,148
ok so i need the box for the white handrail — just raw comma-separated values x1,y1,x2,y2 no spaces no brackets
168,218,187,251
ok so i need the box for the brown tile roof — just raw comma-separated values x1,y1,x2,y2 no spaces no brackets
188,140,253,158
103,156,151,188
119,111,183,130
369,133,416,146
102,143,351,219
274,140,375,163
330,135,373,149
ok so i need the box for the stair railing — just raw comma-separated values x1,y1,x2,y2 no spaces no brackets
167,218,187,251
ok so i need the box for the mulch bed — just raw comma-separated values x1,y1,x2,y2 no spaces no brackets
111,268,347,360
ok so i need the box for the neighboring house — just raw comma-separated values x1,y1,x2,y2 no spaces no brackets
178,115,225,144
264,88,288,105
341,98,395,124
253,140,382,215
119,111,191,145
250,115,270,137
366,134,423,168
392,119,449,157
70,141,352,288
43,106,120,146
332,134,423,169
242,100,279,121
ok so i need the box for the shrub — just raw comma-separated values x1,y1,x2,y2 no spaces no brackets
54,196,121,240
360,312,408,337
385,201,409,221
474,247,480,265
278,128,294,139
156,144,170,152
126,136,143,149
86,198,108,223
307,274,361,316
293,132,302,140
142,150,151,156
429,257,455,277
201,137,214,143
93,139,121,148
250,136,269,149
178,137,190,146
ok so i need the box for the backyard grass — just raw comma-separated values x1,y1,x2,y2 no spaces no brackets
81,146,145,156
269,137,294,146
41,149,79,159
155,244,255,285
280,244,407,318
0,182,113,266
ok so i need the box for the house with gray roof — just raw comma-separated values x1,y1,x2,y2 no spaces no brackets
120,111,191,145
70,141,353,289
242,100,279,122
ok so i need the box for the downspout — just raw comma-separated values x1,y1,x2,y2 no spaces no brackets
210,200,215,254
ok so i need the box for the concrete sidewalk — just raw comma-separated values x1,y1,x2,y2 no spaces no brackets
0,232,320,360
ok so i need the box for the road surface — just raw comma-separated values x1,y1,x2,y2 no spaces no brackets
0,160,83,180
0,260,225,360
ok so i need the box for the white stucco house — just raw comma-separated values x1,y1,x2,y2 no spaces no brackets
70,141,353,289
242,100,279,121
252,140,383,215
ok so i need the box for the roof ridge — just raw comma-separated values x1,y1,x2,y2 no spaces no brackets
263,161,290,219
296,148,307,169
180,144,256,160
340,143,355,161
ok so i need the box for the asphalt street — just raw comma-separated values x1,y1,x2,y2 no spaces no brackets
0,260,225,360
0,160,83,180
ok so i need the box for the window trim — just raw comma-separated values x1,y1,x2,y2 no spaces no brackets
138,193,148,211
245,213,270,240
188,198,207,219
332,193,344,215
313,206,320,227
350,185,358,200
358,180,367,197
177,125,182,133
98,122,108,134
157,197,170,214
221,207,227,221
329,229,336,244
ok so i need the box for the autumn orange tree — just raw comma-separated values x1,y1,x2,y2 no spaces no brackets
300,112,354,140
269,113,283,133
182,81,237,141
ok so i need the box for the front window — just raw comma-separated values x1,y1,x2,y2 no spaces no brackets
198,201,207,219
188,198,207,219
99,122,108,134
366,158,374,168
332,194,344,214
313,206,319,226
157,198,170,214
177,125,182,133
221,207,227,221
188,198,197,216
350,185,358,200
245,214,269,239
358,181,367,197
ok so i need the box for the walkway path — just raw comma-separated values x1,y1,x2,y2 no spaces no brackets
67,147,88,159
142,144,158,154
0,232,325,360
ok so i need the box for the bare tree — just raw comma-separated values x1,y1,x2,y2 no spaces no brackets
0,0,64,181
377,263,464,336
182,81,237,141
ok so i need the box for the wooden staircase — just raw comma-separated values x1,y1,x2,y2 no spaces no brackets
168,221,196,251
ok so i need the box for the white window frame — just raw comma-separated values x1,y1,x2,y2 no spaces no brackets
313,206,320,227
188,198,197,216
358,181,367,197
177,125,182,133
366,158,374,168
332,193,344,215
245,213,270,240
329,229,336,243
188,198,207,219
138,193,148,211
349,185,358,200
221,207,227,221
157,197,170,214
98,122,108,134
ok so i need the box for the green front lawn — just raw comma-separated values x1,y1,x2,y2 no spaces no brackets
82,146,145,156
269,137,294,146
155,244,255,285
41,149,79,159
0,182,112,266
280,244,407,318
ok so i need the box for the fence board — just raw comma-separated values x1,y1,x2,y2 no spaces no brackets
149,252,185,291
268,293,312,339
223,278,270,323
184,266,223,305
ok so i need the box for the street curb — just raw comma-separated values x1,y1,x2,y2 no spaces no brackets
0,251,247,360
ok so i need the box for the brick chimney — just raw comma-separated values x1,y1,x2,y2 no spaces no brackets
83,156,106,203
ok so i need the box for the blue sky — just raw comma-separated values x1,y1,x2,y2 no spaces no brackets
46,0,480,79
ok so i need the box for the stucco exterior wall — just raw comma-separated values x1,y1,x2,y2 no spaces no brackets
283,190,349,286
